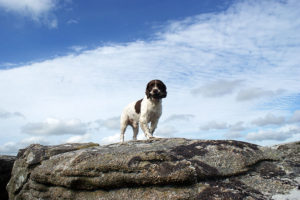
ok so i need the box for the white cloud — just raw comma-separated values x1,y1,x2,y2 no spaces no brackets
229,121,247,132
246,125,300,141
163,114,195,123
48,17,58,28
192,80,243,97
200,121,228,131
0,142,18,155
0,0,68,27
20,136,49,146
96,117,120,130
246,130,287,141
252,113,286,126
100,133,120,145
0,110,25,119
156,125,177,137
1,0,300,150
65,133,91,143
223,131,243,139
200,121,247,133
289,110,300,123
22,118,87,136
0,62,19,69
0,0,55,15
236,88,285,102
69,45,87,52
67,19,78,24
0,136,49,155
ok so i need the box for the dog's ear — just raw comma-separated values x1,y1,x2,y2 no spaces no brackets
145,81,152,98
157,80,167,98
161,89,167,98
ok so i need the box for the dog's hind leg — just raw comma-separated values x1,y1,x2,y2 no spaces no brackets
132,122,139,140
120,114,128,143
120,124,127,143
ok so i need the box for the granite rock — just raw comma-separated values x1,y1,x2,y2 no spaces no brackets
6,138,300,200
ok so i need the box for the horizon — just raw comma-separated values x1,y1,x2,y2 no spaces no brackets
1,0,300,155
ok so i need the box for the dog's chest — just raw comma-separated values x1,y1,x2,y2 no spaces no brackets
142,100,161,118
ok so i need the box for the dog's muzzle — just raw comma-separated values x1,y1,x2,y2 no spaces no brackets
151,89,163,99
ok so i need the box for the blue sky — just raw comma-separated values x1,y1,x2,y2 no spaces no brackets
0,0,233,65
1,0,300,155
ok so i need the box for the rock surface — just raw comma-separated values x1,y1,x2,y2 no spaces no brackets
6,138,300,200
0,155,16,200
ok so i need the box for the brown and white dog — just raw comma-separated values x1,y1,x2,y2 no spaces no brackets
120,80,167,143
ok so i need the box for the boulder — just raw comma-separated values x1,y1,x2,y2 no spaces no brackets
6,138,300,200
0,155,16,200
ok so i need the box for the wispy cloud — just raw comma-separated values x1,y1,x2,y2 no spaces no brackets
0,110,25,119
69,45,86,52
223,131,243,140
65,133,91,143
21,118,87,136
100,133,120,145
1,0,300,153
0,0,69,28
289,110,300,123
200,121,228,131
251,113,286,126
156,125,177,137
163,114,195,123
246,125,300,141
0,142,19,155
229,121,247,132
236,88,285,102
0,136,49,155
192,80,243,97
200,121,247,132
21,136,50,145
0,0,55,16
67,19,78,24
96,117,120,130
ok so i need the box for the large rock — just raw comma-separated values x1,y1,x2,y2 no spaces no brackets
0,155,16,200
6,138,300,200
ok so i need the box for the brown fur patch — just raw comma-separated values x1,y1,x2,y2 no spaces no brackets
134,99,143,114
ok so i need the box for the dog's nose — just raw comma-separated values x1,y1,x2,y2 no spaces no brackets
153,89,159,94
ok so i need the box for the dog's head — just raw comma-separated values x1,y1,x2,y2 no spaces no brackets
145,80,167,99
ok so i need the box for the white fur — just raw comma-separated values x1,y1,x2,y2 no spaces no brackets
120,95,162,143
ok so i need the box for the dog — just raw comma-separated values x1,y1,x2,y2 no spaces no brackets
120,80,167,143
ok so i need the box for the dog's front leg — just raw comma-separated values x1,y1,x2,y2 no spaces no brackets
149,118,160,137
140,117,153,139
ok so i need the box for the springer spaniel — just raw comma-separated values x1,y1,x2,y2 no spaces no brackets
120,80,167,143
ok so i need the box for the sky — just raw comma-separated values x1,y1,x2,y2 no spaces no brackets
0,0,300,155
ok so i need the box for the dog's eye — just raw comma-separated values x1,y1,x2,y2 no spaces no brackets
157,84,165,90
